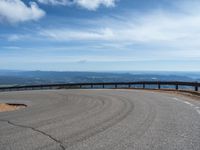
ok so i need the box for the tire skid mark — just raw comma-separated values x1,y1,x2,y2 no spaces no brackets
38,94,111,131
31,94,105,128
62,95,134,148
100,96,157,150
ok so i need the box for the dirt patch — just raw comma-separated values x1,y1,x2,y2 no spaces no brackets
0,103,26,112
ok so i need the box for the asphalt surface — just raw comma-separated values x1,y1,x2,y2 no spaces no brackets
0,89,200,150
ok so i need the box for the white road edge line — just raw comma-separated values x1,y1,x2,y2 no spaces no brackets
172,97,200,115
195,107,200,114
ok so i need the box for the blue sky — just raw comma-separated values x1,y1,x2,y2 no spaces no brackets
0,0,200,71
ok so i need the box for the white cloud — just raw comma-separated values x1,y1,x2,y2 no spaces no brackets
38,0,69,5
37,0,200,61
40,28,114,41
2,46,21,50
0,0,45,23
40,1,200,46
38,0,117,10
6,34,30,41
75,0,116,10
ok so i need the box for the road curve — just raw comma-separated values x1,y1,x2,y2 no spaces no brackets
0,89,199,150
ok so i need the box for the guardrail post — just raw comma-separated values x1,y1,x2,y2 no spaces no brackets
195,86,198,91
115,84,117,89
158,84,161,89
143,84,145,89
91,84,93,89
176,84,178,90
128,84,131,88
102,84,105,89
80,85,82,89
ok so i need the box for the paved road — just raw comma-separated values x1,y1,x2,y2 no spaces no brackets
0,89,200,150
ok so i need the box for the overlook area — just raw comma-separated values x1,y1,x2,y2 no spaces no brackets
1,0,200,149
0,89,199,149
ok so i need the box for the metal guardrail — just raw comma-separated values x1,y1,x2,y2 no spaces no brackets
0,81,199,92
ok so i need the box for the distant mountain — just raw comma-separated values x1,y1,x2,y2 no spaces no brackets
0,70,199,86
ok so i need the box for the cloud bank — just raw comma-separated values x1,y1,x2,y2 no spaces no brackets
40,1,200,45
38,0,117,10
0,0,45,23
37,0,200,61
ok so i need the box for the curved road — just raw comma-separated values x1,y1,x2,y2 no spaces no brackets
0,89,200,150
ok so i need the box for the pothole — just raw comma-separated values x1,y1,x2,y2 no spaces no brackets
0,103,27,112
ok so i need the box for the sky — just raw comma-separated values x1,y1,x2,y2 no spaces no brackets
0,0,200,71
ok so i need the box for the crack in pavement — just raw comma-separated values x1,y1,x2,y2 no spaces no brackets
0,119,66,150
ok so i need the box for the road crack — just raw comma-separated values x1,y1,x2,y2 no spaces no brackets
0,119,66,150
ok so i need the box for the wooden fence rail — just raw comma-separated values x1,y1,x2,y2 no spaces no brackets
0,81,199,92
